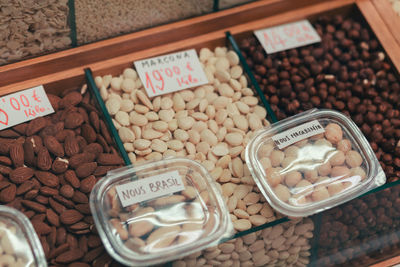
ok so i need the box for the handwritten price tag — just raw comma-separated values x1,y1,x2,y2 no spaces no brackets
134,49,208,98
254,20,321,54
0,85,54,131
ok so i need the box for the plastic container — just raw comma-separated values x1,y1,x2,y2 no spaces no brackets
90,157,232,266
0,206,47,267
246,109,386,217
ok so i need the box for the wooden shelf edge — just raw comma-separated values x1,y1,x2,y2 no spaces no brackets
370,0,400,46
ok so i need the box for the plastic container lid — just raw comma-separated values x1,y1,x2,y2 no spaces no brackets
0,206,47,267
90,157,232,266
246,109,386,217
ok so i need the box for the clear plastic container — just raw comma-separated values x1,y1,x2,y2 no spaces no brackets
0,206,47,267
90,157,232,266
246,109,386,217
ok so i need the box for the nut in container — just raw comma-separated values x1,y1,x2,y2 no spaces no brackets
246,109,386,217
90,157,232,266
0,206,46,267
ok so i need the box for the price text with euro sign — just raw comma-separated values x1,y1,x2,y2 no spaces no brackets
134,49,208,97
0,85,54,131
254,20,321,54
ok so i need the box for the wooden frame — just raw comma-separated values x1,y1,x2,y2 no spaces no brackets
371,0,400,46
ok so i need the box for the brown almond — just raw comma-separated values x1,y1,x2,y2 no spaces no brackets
56,227,67,245
32,220,52,235
53,195,75,208
0,140,11,155
37,147,52,171
82,246,104,263
16,180,34,195
49,198,66,214
72,191,88,204
60,185,74,198
64,135,80,157
49,243,70,259
75,204,91,215
35,171,59,187
64,170,80,188
97,153,123,166
79,175,96,193
69,153,96,169
88,235,102,248
44,136,64,157
29,135,44,153
9,167,34,183
96,134,110,153
46,208,60,227
24,189,39,199
83,143,103,157
9,143,24,167
21,199,47,213
0,129,20,138
81,124,97,144
47,94,61,111
69,221,90,231
89,111,100,133
52,158,69,174
13,123,27,135
0,184,16,203
75,162,97,178
60,210,84,225
56,248,84,264
55,129,75,143
60,91,83,108
0,181,10,191
40,186,59,196
40,236,50,258
0,165,12,176
100,120,113,144
48,226,57,248
26,117,47,136
0,156,11,166
65,112,84,129
35,195,49,205
23,139,36,167
93,165,117,177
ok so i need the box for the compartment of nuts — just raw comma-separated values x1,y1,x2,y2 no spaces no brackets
90,157,232,266
246,109,386,217
0,205,46,267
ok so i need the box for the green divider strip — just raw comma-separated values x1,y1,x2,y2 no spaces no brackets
84,68,131,166
226,31,278,123
68,0,78,47
309,213,322,267
213,0,219,12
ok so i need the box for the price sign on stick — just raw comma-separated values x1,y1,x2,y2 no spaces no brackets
134,49,208,98
0,85,54,131
254,20,321,54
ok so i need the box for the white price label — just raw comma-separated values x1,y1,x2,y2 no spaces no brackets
115,170,186,207
134,49,209,98
272,120,325,149
254,20,321,54
0,85,54,131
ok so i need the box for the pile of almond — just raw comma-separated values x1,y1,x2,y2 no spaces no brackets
0,88,123,265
